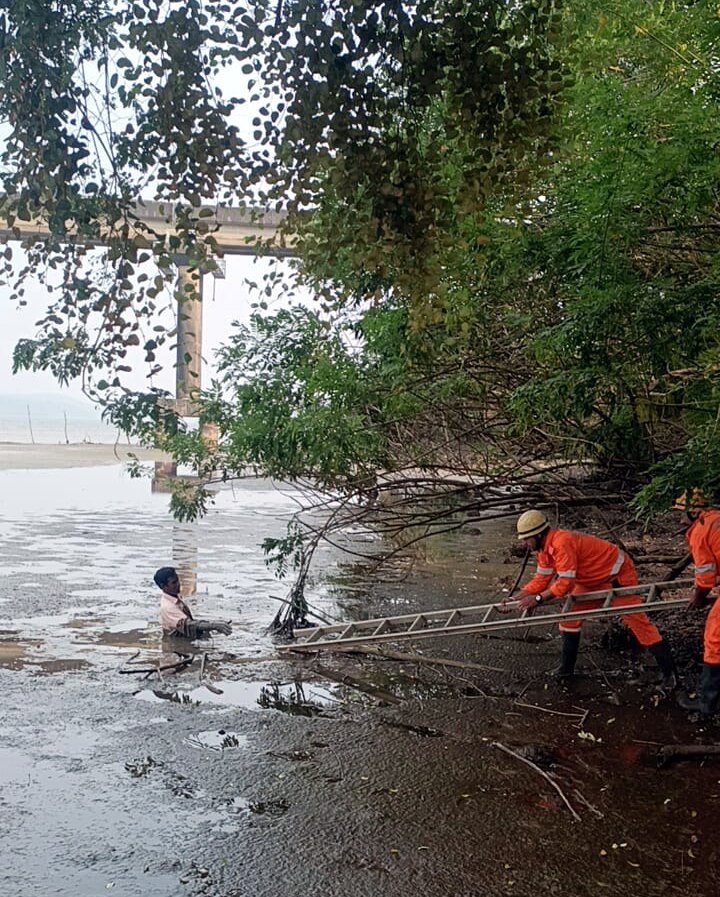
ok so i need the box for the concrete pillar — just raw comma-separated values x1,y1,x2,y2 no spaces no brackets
175,263,203,412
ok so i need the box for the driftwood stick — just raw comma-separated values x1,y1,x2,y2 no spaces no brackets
491,741,582,823
656,743,720,768
333,645,505,673
121,656,194,677
310,663,402,704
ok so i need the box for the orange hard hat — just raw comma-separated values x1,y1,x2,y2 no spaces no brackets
672,489,709,512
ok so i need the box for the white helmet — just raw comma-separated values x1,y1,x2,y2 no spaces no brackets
516,509,550,540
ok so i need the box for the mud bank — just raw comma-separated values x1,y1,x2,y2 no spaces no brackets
0,442,171,470
1,464,719,897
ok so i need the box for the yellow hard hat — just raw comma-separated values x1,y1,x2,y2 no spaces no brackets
673,489,709,512
517,509,550,540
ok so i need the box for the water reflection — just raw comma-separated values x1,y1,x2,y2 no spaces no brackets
135,678,338,714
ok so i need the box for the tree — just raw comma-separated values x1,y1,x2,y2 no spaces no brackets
3,1,720,611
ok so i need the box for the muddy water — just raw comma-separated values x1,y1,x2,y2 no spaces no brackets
1,468,720,896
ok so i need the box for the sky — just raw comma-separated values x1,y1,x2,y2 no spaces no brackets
1,251,302,406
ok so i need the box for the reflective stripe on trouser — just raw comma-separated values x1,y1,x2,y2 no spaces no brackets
557,554,662,647
703,597,720,664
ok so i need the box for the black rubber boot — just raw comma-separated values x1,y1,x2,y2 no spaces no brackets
647,639,678,689
678,663,720,716
557,632,581,679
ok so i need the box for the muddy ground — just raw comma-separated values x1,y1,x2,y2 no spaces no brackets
1,471,719,897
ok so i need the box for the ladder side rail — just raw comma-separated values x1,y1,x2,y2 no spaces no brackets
282,596,690,652
290,579,695,640
293,604,494,639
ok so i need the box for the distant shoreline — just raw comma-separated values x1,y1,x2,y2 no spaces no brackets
0,442,172,471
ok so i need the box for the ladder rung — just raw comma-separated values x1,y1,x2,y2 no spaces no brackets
445,610,462,627
408,615,427,632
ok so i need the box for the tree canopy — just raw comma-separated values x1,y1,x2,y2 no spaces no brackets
3,0,720,604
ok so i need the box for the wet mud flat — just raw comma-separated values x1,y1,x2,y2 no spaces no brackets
4,624,718,897
1,470,719,897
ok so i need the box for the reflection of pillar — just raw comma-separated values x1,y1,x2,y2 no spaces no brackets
173,524,198,597
175,262,203,413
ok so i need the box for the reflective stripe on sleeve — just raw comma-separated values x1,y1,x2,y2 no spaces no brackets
558,570,576,579
609,550,624,577
536,566,554,576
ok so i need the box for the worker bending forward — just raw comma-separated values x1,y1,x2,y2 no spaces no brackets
502,510,677,686
674,491,720,716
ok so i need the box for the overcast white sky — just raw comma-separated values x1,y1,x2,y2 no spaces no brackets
1,252,301,403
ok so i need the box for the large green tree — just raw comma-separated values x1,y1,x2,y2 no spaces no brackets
3,1,720,604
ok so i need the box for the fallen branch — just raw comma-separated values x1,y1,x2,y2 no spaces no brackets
310,662,402,704
119,655,194,677
572,788,604,818
491,741,581,822
332,644,505,673
656,743,720,768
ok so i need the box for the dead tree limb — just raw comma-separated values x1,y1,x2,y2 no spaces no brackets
656,743,720,768
491,741,582,822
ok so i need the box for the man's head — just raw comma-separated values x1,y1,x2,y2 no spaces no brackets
154,566,180,596
673,488,710,522
516,509,550,550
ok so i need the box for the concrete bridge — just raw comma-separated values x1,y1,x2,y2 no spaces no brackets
0,200,291,400
0,199,293,479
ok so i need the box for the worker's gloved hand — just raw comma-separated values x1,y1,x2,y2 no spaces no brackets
189,620,232,637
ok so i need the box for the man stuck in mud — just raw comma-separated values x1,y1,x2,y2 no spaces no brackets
500,510,677,686
155,566,232,639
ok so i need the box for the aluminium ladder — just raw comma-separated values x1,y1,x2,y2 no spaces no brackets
279,579,695,653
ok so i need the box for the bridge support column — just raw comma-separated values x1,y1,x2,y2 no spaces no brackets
175,262,203,411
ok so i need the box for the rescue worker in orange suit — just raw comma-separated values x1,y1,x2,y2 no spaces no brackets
500,510,677,686
674,490,720,716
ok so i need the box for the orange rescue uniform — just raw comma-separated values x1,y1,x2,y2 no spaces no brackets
523,528,662,647
685,509,720,665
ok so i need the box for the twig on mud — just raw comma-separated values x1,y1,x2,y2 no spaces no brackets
572,788,604,818
516,678,544,700
514,701,588,723
572,706,590,729
491,741,582,823
120,651,140,670
441,667,493,698
587,656,618,695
